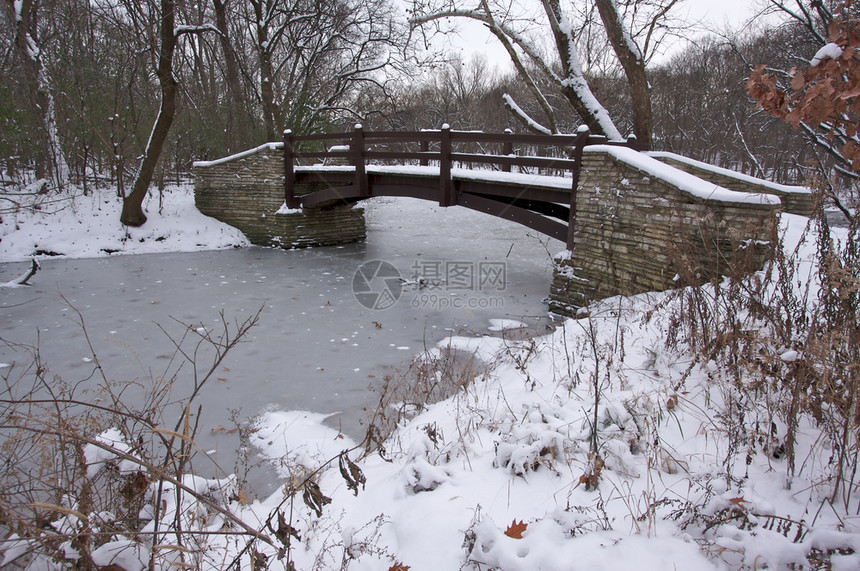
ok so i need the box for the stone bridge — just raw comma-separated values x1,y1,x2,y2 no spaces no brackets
193,127,812,315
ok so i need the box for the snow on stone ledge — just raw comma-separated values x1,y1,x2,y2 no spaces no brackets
192,142,284,168
648,151,811,196
588,146,782,206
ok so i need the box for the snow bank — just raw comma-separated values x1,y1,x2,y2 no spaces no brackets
4,180,855,569
0,184,248,263
224,215,857,570
252,410,356,477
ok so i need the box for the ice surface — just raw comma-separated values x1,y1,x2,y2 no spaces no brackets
0,196,561,486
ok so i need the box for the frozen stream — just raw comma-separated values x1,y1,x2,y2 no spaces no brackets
0,198,563,484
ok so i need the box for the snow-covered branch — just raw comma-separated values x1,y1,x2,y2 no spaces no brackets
174,24,220,37
410,0,624,138
1,259,40,287
502,94,552,135
407,7,484,26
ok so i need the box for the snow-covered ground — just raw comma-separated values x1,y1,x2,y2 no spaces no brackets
0,183,248,263
1,184,859,569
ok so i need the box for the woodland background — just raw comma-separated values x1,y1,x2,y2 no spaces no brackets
2,0,853,207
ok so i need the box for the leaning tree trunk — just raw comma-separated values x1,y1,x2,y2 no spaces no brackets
594,0,653,146
542,0,623,140
121,0,178,227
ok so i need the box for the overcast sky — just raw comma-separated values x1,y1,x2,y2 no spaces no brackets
685,0,759,28
432,0,783,69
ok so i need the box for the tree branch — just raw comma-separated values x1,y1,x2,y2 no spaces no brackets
1,259,40,287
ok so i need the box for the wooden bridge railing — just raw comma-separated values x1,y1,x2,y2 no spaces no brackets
284,125,643,205
283,125,644,247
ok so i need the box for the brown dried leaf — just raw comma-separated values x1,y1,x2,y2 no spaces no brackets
120,471,150,505
504,519,528,539
728,496,749,509
339,451,366,496
268,510,301,548
790,70,807,91
233,489,249,504
302,481,331,517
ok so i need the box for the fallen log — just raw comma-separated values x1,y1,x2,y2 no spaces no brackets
1,258,40,287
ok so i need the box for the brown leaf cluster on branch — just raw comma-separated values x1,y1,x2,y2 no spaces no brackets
747,0,860,169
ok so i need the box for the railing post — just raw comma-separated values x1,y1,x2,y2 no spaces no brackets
439,123,453,207
626,133,639,151
567,125,589,250
352,123,369,198
502,128,513,173
420,138,429,167
284,129,299,209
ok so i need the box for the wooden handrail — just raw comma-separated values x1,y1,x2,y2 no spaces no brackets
282,127,643,153
282,125,645,215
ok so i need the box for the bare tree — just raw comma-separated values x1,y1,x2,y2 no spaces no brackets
211,0,247,116
410,0,620,137
409,0,680,143
7,0,68,187
390,55,502,129
594,0,678,145
231,0,406,139
117,0,216,227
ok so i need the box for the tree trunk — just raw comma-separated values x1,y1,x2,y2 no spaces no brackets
470,0,557,134
213,0,255,150
121,0,178,227
11,0,69,187
212,0,244,110
595,0,653,146
258,41,281,140
251,0,281,140
542,0,623,139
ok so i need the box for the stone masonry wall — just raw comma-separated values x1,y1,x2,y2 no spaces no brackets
549,152,777,315
193,145,365,248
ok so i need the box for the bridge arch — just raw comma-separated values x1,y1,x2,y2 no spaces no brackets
193,127,812,314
